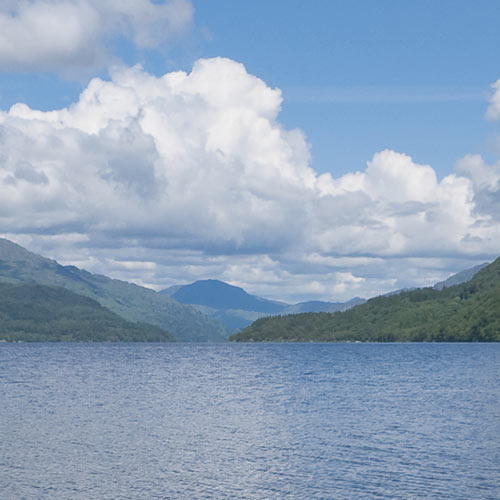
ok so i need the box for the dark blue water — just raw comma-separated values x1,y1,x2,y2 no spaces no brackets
1,343,499,499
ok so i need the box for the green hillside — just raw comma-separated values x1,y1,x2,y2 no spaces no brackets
0,283,174,342
0,238,228,342
231,256,500,342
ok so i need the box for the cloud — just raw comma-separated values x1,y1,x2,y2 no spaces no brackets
455,154,500,191
102,0,194,49
1,57,500,301
0,0,193,72
486,78,500,120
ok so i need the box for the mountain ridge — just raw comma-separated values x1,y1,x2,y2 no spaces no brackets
433,262,489,290
0,238,228,342
1,237,491,341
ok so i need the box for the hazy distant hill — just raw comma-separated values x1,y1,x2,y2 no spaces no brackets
433,262,489,290
161,279,287,331
162,279,285,313
0,238,227,342
161,279,365,331
0,282,174,342
282,297,366,314
377,263,488,298
231,257,500,342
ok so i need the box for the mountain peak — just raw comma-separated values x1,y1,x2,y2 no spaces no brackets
162,279,285,313
0,238,39,261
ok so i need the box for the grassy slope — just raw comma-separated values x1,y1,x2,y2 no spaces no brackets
231,256,500,342
0,283,174,342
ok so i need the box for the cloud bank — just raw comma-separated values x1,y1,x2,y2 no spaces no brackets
1,57,500,301
0,0,193,72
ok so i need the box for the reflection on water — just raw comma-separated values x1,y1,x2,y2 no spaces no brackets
1,343,499,499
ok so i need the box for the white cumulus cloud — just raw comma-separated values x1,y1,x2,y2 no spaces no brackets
1,57,500,301
0,0,193,72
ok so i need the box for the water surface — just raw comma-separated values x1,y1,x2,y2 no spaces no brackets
1,343,499,499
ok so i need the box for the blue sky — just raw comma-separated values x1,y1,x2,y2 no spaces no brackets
1,0,500,302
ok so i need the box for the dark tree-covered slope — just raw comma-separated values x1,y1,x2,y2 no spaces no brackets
0,283,174,342
231,257,500,342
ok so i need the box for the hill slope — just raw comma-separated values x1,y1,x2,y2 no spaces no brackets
0,239,228,342
231,257,500,342
0,283,174,342
433,262,489,290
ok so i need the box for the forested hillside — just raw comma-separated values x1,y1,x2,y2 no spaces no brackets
231,257,500,342
0,283,174,342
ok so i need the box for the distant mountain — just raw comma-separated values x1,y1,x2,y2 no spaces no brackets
382,288,417,297
231,256,500,343
162,279,285,313
433,262,489,290
377,263,488,298
0,282,174,342
282,297,366,314
161,279,364,332
212,309,267,332
0,238,228,342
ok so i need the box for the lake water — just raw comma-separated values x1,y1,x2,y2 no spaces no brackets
1,343,499,499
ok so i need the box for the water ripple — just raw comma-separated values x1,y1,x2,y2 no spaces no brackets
1,342,499,499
